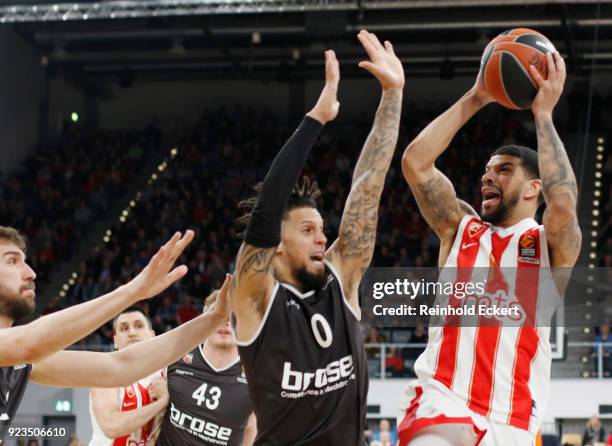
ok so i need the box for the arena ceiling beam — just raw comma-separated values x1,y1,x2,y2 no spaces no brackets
0,0,358,23
1,0,611,23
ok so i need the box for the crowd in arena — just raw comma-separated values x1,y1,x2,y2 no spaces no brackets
3,95,610,378
0,124,161,297
46,102,535,358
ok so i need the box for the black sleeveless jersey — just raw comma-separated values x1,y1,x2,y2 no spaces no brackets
157,346,253,446
236,261,368,445
0,364,31,440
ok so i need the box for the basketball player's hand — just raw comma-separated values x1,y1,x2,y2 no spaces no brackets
124,230,194,301
209,273,232,322
307,50,340,124
357,30,404,91
472,70,494,106
529,51,566,117
149,379,169,404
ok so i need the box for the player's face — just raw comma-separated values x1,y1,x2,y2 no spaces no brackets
113,312,155,350
0,242,36,321
278,207,328,290
481,155,527,224
207,319,235,350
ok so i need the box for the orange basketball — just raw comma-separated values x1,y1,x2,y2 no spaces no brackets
480,28,556,110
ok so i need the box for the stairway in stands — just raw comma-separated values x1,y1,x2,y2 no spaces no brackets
38,140,169,316
551,133,605,378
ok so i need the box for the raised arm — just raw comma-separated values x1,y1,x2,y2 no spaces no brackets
90,379,168,439
401,76,493,246
529,52,581,267
0,231,193,367
326,31,403,311
30,274,232,388
232,50,339,342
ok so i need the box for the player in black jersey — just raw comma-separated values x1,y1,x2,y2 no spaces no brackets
0,227,232,441
156,289,256,446
231,31,404,445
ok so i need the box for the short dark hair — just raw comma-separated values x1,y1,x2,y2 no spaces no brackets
0,226,27,252
491,145,540,179
112,306,152,333
237,176,322,232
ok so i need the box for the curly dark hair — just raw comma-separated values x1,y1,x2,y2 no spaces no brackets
237,176,322,233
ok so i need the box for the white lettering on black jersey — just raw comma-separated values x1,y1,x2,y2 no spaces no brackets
235,261,368,445
157,347,252,446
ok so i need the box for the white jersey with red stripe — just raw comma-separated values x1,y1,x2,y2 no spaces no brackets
89,370,164,446
413,215,555,434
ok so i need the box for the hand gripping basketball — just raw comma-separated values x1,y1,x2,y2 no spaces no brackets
529,52,566,117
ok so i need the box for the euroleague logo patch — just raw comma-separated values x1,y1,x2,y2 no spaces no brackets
183,353,193,365
468,221,486,238
519,233,538,260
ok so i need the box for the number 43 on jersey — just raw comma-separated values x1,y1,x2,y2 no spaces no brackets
191,383,222,410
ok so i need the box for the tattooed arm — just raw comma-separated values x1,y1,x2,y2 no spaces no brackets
401,73,493,265
326,31,403,313
530,53,581,268
232,244,276,342
232,51,339,341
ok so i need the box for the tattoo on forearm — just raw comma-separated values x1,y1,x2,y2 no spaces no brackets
535,116,581,259
535,118,578,202
338,89,402,261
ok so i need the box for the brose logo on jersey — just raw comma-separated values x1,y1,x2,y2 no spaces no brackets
169,402,232,442
281,355,354,393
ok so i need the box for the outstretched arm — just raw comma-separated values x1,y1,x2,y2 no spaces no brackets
326,31,403,313
401,75,493,248
530,52,581,267
0,231,193,367
232,50,339,342
30,275,232,388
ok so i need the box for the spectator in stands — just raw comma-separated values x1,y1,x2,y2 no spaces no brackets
385,346,405,377
156,295,177,330
36,103,552,347
372,419,397,445
365,327,385,344
593,322,612,377
582,415,605,445
177,294,198,325
364,326,386,363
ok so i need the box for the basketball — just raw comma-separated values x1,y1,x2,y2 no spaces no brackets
480,28,556,109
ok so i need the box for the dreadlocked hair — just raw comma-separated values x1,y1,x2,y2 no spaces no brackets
237,176,322,235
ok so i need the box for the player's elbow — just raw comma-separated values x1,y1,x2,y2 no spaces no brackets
100,423,119,439
402,143,430,175
100,420,129,439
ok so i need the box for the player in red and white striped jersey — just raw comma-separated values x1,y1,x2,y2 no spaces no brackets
89,308,167,446
398,52,580,445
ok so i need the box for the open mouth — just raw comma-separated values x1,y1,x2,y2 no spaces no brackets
310,253,324,268
217,328,231,335
481,187,501,207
